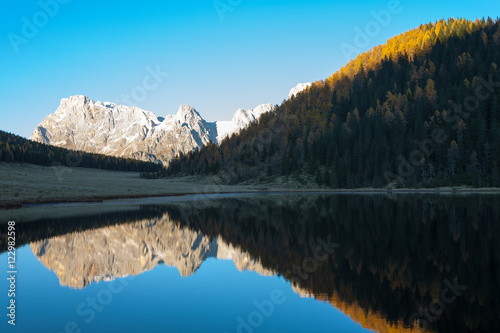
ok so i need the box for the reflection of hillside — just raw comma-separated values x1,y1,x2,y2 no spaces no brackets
292,284,426,333
27,204,429,333
30,213,273,289
19,194,500,333
163,195,500,333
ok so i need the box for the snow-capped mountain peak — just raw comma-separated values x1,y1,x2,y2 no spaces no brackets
288,82,312,99
215,103,275,142
176,104,200,118
30,81,313,165
31,96,275,165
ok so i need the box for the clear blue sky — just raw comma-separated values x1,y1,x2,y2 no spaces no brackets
1,0,499,138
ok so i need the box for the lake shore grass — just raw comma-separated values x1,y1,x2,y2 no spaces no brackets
1,162,500,209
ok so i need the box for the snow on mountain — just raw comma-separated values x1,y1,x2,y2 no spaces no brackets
216,104,275,142
30,95,275,165
288,82,312,99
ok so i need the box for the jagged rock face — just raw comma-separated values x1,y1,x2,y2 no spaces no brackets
30,95,275,165
30,214,274,289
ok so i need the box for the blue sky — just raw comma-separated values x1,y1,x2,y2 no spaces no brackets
1,0,499,138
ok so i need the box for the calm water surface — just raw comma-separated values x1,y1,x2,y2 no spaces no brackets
0,194,499,333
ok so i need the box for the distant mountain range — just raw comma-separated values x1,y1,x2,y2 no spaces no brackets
30,83,310,165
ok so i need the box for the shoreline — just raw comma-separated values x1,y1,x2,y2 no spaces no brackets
1,162,499,210
3,186,500,210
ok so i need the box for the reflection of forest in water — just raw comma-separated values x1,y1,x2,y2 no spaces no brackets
163,195,500,333
2,194,499,333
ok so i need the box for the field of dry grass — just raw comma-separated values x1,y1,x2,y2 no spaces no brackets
1,162,499,209
0,162,261,208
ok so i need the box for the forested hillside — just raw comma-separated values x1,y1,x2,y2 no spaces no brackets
167,18,500,188
0,130,164,174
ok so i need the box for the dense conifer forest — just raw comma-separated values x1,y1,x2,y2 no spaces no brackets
167,18,500,188
0,130,164,174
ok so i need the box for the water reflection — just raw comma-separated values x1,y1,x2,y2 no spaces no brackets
160,195,500,333
1,194,499,333
30,215,273,289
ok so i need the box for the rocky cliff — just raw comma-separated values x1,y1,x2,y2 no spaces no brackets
30,95,274,165
30,82,311,165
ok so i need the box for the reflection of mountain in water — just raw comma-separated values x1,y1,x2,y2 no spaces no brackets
30,214,273,289
19,194,500,333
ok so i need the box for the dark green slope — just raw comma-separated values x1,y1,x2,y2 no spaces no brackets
0,130,164,174
167,18,500,188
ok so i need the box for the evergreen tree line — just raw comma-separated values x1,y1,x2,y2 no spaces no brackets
167,18,500,188
0,130,164,174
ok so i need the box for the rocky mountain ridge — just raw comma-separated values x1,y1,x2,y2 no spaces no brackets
30,95,274,164
30,83,310,165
